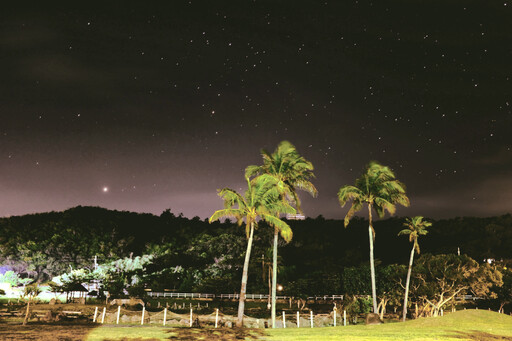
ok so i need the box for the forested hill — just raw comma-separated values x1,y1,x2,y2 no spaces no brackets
0,206,511,289
0,206,214,281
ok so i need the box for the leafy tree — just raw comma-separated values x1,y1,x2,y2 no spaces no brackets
0,270,31,287
96,254,154,298
375,264,405,319
338,161,409,313
22,284,41,325
209,175,294,327
343,263,404,319
52,268,93,302
411,254,502,317
246,140,317,328
494,265,512,312
398,216,431,321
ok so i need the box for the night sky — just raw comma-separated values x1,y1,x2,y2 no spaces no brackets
1,1,511,220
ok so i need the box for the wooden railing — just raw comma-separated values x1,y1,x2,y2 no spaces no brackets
146,292,344,300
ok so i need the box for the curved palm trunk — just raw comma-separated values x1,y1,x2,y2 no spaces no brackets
368,204,378,313
236,222,255,327
402,245,415,322
271,228,278,328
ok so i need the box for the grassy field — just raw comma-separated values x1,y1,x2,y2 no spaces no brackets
82,310,512,341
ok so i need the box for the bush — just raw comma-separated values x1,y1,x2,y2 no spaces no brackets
345,296,372,315
127,284,146,298
0,271,31,286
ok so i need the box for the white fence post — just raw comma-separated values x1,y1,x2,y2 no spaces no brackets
333,308,337,327
343,310,346,326
93,307,98,322
283,311,286,328
101,307,106,324
310,311,313,328
297,311,300,328
141,306,145,325
116,306,121,324
189,308,193,327
163,308,167,326
215,308,219,328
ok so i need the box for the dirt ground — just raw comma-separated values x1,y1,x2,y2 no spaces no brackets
166,328,265,341
0,322,98,341
0,323,265,341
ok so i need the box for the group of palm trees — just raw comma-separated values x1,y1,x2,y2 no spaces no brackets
210,140,431,327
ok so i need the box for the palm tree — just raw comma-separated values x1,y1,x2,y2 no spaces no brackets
261,248,283,310
398,216,431,322
209,176,295,327
246,140,317,328
338,161,410,314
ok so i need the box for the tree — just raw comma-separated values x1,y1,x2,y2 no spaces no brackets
398,216,431,321
411,254,502,317
494,264,512,313
22,284,41,325
0,270,32,287
246,140,317,328
338,161,410,313
209,176,295,327
260,247,284,310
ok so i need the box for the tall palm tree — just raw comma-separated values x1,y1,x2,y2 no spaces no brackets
338,161,409,314
246,140,317,328
398,216,431,322
261,248,283,310
209,176,295,327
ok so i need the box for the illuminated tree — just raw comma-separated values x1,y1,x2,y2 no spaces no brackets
411,254,502,317
338,161,409,313
22,284,41,325
209,176,294,327
398,216,431,321
246,140,317,328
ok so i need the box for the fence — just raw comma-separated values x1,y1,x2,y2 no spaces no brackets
91,305,348,328
146,292,344,300
146,292,215,299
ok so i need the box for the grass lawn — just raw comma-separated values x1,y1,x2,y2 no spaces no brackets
83,310,512,341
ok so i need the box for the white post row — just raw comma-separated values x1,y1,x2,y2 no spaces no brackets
116,306,121,324
93,307,98,322
163,308,167,326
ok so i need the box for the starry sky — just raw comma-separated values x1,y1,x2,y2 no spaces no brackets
1,1,511,220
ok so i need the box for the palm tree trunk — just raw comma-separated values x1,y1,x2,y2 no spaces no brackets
271,227,278,328
268,265,271,309
402,246,415,322
368,204,378,313
236,222,255,328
